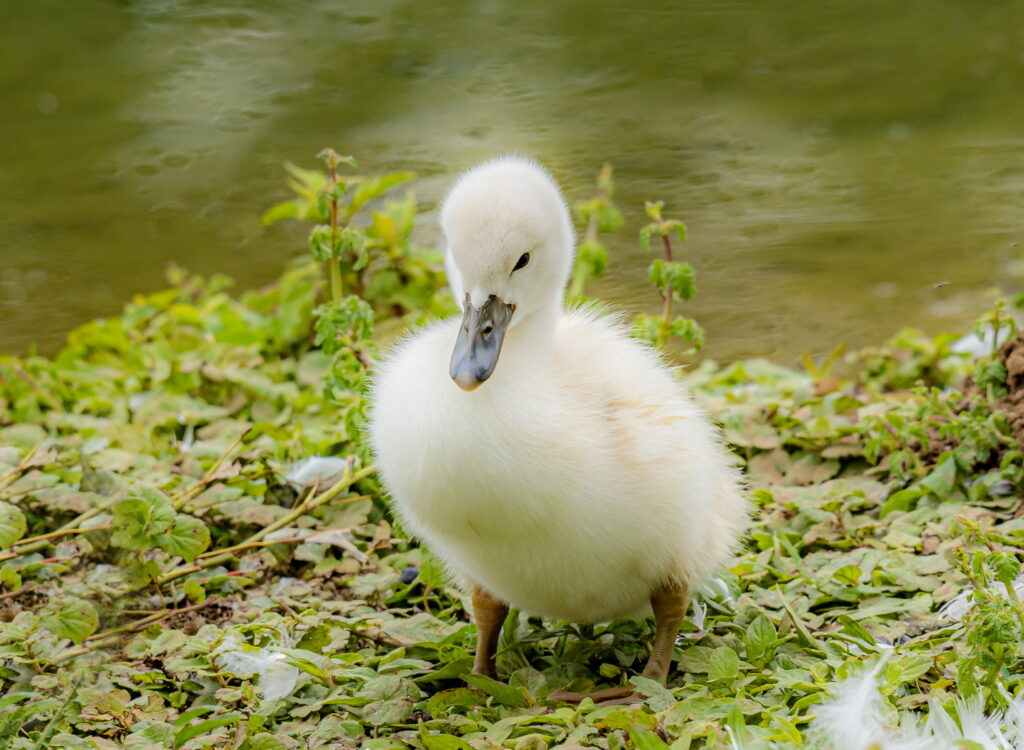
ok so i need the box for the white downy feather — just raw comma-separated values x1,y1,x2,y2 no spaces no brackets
286,456,349,489
938,574,1024,624
214,634,300,702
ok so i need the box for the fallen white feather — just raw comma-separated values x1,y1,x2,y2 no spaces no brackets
812,660,890,750
809,662,1024,750
214,635,300,702
938,574,1024,624
951,325,1015,358
286,456,349,488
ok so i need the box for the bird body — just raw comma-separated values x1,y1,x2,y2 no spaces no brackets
369,156,746,688
371,308,744,623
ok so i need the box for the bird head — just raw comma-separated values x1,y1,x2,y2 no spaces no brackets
441,156,574,391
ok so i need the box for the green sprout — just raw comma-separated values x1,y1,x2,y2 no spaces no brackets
633,200,704,352
570,164,623,302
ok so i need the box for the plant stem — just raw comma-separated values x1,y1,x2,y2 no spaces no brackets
12,524,111,548
328,161,343,304
0,438,47,493
1001,579,1024,630
172,427,251,511
51,598,220,663
330,258,343,304
0,493,124,561
661,233,674,323
155,463,375,587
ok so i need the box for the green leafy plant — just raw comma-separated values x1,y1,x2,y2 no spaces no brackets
633,200,704,351
263,150,451,322
569,164,623,301
5,159,1024,747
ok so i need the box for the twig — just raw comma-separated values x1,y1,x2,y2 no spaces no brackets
0,438,47,493
156,463,375,587
194,508,369,560
0,494,124,562
0,584,34,601
13,524,111,548
51,597,221,663
172,427,252,510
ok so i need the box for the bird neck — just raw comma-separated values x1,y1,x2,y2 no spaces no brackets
501,295,562,368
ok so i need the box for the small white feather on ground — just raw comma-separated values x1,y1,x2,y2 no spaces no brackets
937,574,1024,624
213,634,300,702
795,660,1024,750
286,456,349,488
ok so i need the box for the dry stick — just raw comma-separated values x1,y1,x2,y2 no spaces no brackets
172,426,252,511
0,493,124,562
193,503,371,560
51,597,221,663
155,464,376,587
0,585,34,601
12,524,111,548
0,438,47,493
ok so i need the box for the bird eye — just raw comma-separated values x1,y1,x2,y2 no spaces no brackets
513,252,531,272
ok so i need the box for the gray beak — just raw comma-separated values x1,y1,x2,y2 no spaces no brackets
450,293,515,391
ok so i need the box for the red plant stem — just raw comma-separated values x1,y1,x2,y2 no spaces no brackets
661,232,674,322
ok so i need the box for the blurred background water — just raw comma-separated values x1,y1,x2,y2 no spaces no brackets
2,0,1023,364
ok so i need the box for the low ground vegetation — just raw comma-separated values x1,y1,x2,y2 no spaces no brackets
1,158,1024,748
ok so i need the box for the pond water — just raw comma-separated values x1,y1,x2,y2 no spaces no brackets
2,0,1023,364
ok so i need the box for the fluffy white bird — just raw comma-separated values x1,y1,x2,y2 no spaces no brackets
369,156,747,700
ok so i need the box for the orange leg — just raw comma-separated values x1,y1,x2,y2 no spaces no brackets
471,587,509,678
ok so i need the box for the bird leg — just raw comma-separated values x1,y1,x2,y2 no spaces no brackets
471,586,509,678
641,581,689,683
548,581,689,705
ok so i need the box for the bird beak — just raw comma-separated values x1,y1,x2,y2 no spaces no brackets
450,294,515,391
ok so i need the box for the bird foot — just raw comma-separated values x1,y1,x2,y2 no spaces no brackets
546,686,641,706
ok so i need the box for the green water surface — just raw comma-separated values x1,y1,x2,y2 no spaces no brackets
2,0,1023,362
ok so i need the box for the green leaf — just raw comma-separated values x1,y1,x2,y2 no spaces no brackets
419,549,448,589
879,487,923,518
627,726,670,750
745,615,778,665
838,615,878,650
707,646,740,682
244,734,289,750
0,563,22,590
350,173,415,213
921,453,958,498
420,734,472,750
173,712,243,749
111,488,175,549
770,713,803,744
0,501,26,548
42,598,99,644
640,224,657,252
885,653,932,688
630,675,676,712
127,721,175,746
260,200,300,226
833,565,863,585
988,550,1022,584
183,577,206,604
462,674,524,707
155,514,210,562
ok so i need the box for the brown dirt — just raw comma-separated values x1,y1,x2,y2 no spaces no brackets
996,332,1024,444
